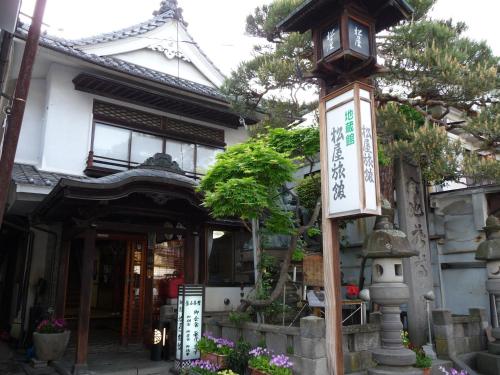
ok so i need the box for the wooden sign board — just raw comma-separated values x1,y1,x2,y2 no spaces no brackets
322,82,381,219
303,254,324,287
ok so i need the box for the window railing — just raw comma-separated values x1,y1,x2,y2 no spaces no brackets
85,151,204,180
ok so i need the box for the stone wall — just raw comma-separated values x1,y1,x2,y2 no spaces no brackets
204,316,381,375
432,308,488,359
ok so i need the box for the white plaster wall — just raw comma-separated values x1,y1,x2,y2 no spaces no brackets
225,126,248,147
112,49,214,87
15,79,46,166
39,63,93,175
204,287,252,312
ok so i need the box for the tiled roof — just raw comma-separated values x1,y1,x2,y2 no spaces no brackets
12,163,196,190
67,11,181,47
15,18,226,101
12,163,88,188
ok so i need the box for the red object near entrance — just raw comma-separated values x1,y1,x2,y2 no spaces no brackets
166,274,184,298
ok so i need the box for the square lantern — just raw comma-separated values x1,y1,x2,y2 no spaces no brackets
323,81,380,218
279,0,413,81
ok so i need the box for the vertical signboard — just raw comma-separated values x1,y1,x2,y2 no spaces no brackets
175,285,204,371
323,82,380,218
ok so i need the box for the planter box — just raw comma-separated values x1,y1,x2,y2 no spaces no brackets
201,352,229,369
33,330,70,362
249,367,269,375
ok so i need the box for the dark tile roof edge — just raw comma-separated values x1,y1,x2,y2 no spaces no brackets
12,163,88,188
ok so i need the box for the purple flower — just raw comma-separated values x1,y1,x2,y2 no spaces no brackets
189,359,220,372
270,354,293,369
249,347,272,357
215,338,235,348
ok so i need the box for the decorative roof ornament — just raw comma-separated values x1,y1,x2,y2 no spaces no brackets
139,153,185,175
153,0,186,25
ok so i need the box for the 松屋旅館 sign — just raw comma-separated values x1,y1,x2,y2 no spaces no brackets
324,81,381,219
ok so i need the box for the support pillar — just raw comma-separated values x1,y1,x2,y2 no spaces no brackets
73,229,96,374
184,229,195,284
55,238,71,318
395,159,434,346
143,232,155,346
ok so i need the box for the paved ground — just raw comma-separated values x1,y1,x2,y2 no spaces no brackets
0,341,26,375
55,350,174,375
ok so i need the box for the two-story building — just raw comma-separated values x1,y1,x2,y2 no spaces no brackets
0,1,256,369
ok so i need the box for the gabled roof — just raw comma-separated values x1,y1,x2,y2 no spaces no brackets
15,22,226,101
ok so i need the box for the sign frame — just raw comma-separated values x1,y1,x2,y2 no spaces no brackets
174,284,205,371
322,81,381,219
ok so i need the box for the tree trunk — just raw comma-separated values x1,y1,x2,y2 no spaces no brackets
379,161,395,205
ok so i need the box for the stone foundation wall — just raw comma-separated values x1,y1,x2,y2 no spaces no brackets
204,316,381,375
432,308,488,359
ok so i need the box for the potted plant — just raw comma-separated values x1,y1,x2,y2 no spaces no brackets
415,349,432,375
248,347,293,375
196,332,235,369
33,318,70,362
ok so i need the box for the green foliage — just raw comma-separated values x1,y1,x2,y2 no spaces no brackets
199,140,296,231
227,339,252,374
296,174,321,212
291,247,304,262
266,127,320,160
228,311,251,328
414,347,432,369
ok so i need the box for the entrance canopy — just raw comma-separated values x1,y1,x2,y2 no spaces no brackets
33,153,207,226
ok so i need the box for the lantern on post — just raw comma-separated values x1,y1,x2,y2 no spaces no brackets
279,1,413,374
279,0,413,84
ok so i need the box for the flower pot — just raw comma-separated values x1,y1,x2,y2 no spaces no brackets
248,367,269,375
201,352,229,369
33,330,70,362
422,368,431,375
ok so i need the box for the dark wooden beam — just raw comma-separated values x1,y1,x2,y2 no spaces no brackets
54,237,71,318
184,228,195,283
74,229,96,372
143,232,155,346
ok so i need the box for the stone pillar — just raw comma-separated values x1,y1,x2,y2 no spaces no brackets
475,216,500,352
363,203,420,375
395,159,435,346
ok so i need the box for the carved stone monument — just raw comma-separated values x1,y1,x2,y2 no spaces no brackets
363,202,420,375
395,159,435,346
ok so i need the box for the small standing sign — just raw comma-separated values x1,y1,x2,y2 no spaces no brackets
175,284,205,371
323,81,381,218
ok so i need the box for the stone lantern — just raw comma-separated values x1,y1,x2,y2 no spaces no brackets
476,215,500,349
363,203,419,375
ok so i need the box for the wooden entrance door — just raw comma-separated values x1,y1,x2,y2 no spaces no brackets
121,238,147,345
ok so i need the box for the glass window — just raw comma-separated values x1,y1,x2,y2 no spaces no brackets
130,132,163,164
93,123,130,160
165,140,195,172
207,229,253,285
196,146,223,174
